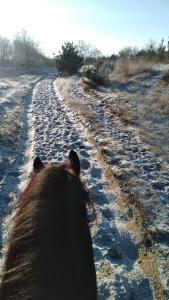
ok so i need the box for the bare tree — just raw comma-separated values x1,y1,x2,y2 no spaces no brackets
0,36,13,65
119,46,139,58
13,30,43,68
76,40,102,59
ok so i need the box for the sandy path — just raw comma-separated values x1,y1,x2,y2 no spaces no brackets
56,73,169,298
1,75,162,299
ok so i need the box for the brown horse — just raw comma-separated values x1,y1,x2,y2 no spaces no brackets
0,150,97,300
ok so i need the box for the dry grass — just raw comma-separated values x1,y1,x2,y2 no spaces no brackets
152,90,169,114
55,77,73,100
117,106,137,125
97,261,116,280
0,78,37,146
137,88,169,161
68,98,94,119
82,79,96,91
161,70,169,85
138,250,164,300
118,180,151,237
115,58,153,77
0,108,23,144
55,77,95,121
96,81,169,162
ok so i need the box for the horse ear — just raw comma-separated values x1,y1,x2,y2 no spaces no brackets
68,150,80,176
33,157,44,172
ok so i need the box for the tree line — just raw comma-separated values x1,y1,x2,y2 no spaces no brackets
1,30,169,73
54,38,169,76
117,38,169,61
0,30,52,68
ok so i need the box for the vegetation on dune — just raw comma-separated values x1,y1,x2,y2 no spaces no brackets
1,31,169,84
54,37,169,90
118,38,168,62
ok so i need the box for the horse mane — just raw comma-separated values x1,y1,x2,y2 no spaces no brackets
0,152,97,300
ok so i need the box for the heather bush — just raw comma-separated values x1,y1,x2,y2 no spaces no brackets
82,58,110,86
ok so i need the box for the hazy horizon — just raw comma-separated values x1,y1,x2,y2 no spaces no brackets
0,0,169,57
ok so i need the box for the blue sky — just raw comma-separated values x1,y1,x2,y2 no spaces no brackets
0,0,169,56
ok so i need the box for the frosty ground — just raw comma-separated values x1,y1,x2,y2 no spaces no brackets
0,66,169,299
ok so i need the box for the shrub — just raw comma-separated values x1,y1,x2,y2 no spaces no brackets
83,66,104,85
82,58,109,87
55,42,84,75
